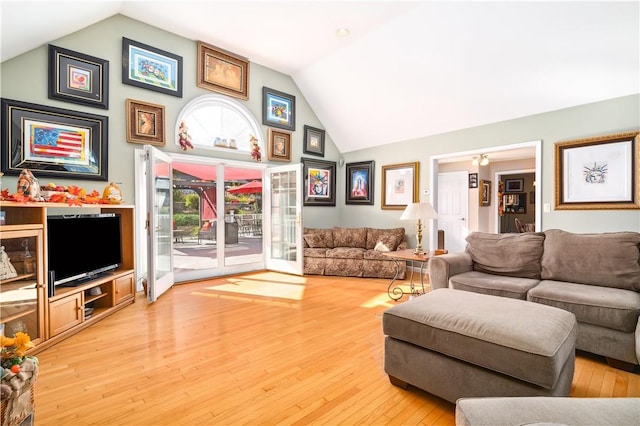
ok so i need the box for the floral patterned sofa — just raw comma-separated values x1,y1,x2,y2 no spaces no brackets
303,227,407,279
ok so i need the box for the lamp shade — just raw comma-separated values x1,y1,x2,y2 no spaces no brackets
400,202,438,221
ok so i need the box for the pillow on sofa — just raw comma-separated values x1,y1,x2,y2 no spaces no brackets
374,233,400,252
465,232,545,279
332,227,367,248
303,234,326,248
366,228,405,250
302,228,334,248
541,229,640,291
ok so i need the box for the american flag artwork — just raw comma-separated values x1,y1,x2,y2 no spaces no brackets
25,120,89,164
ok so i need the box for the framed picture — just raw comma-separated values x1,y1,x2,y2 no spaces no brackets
480,180,491,206
267,128,291,162
1,98,108,181
503,192,526,214
303,125,325,157
125,99,165,146
122,37,183,98
197,41,249,100
555,131,640,210
48,45,109,109
504,178,524,192
381,162,419,210
468,172,478,188
262,87,295,131
301,157,336,206
346,161,374,205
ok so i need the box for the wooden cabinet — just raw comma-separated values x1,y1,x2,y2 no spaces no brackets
0,202,136,353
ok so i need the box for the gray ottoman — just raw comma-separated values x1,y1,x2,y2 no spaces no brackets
382,288,577,403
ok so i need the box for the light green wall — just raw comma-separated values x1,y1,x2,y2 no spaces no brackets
0,14,342,227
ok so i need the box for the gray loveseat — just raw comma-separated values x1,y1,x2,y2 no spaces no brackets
429,229,640,369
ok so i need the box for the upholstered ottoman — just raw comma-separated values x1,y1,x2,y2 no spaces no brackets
382,288,577,403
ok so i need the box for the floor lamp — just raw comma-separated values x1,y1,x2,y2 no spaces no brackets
400,202,438,255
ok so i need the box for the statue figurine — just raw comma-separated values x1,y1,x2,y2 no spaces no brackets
178,121,194,151
249,135,261,162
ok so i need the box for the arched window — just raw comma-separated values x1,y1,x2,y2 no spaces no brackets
176,94,261,153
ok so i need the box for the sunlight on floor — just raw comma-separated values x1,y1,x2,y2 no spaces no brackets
198,272,308,301
360,288,410,308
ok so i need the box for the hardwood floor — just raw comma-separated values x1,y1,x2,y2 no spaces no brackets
33,273,640,425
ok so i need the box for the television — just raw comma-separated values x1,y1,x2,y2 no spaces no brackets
47,213,122,288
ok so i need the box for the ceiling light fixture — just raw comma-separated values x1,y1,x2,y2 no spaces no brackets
472,154,490,166
336,28,350,37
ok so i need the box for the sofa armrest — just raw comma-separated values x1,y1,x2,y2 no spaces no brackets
428,253,473,290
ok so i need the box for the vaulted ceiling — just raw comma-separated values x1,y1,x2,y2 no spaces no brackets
2,1,638,154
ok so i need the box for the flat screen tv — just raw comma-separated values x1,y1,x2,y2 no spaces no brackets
47,213,122,287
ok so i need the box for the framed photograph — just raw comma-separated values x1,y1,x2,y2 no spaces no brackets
555,131,640,210
468,172,478,188
267,128,291,162
48,45,109,109
303,125,325,157
505,179,524,192
197,41,249,100
480,180,491,206
346,161,374,205
301,157,336,206
503,192,526,214
122,37,183,98
381,162,419,210
1,98,108,181
262,87,295,131
125,99,165,146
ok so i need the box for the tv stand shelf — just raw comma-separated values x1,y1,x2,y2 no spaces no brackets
0,201,136,354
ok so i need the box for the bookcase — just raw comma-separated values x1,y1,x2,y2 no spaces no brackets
0,201,136,354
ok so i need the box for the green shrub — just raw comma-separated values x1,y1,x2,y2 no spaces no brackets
173,213,200,227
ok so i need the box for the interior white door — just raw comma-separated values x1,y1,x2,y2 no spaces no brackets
437,171,469,253
145,145,175,302
264,164,303,275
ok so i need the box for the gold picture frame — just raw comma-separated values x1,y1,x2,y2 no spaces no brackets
267,128,291,162
125,99,166,146
480,179,491,206
555,131,640,210
381,162,419,210
197,41,249,100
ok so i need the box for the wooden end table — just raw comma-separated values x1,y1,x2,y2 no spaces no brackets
382,249,447,301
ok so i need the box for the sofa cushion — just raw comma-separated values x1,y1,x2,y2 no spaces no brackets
465,232,545,279
303,247,328,258
366,227,405,250
302,228,334,248
332,227,367,248
449,270,540,300
541,229,640,291
303,234,326,248
528,281,640,333
326,247,365,259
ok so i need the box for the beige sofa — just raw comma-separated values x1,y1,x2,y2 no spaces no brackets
429,229,640,369
303,227,407,279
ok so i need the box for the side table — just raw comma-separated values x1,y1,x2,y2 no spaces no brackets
382,249,447,301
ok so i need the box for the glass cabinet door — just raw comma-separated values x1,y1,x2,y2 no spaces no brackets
0,228,44,345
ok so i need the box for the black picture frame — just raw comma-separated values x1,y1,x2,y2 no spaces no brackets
346,161,374,205
505,178,524,192
1,98,108,181
302,157,336,206
48,45,109,109
262,87,295,131
468,172,478,188
122,37,183,98
303,125,326,157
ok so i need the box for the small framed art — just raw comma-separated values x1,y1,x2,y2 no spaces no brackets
125,99,165,146
302,157,336,206
303,125,325,157
381,162,419,210
197,41,249,100
504,179,524,192
346,161,374,205
262,87,295,131
122,37,183,97
469,173,478,188
48,45,109,109
267,128,291,162
480,180,491,206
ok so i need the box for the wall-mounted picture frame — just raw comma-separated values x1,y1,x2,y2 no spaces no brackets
555,131,640,210
262,87,295,131
267,128,291,162
125,99,165,146
1,98,108,181
381,162,419,210
346,161,374,205
197,41,249,100
504,178,524,192
303,125,325,157
302,157,336,206
122,37,183,98
48,45,109,109
468,172,478,188
480,179,491,206
503,192,527,214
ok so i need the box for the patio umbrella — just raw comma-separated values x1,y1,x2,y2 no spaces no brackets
227,180,262,194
